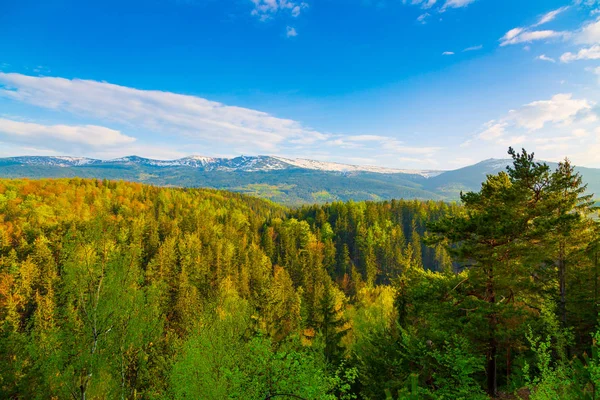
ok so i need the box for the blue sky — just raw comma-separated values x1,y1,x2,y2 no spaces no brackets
0,0,599,170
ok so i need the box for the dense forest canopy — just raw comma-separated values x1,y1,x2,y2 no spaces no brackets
0,149,599,399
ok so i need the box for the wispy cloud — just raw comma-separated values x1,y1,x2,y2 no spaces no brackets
404,0,437,10
0,73,442,166
332,134,441,155
500,28,567,46
398,0,473,15
537,54,556,62
476,94,593,142
499,6,574,47
573,17,600,44
286,26,298,37
250,0,308,21
533,6,570,27
442,51,454,55
561,44,600,62
417,13,430,24
464,93,599,165
588,66,600,83
463,45,483,52
0,118,135,152
500,11,600,68
478,121,508,141
0,73,327,152
508,94,592,131
440,0,477,11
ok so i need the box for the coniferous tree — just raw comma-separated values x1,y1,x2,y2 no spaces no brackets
0,169,599,398
426,148,556,396
543,158,596,329
318,281,349,364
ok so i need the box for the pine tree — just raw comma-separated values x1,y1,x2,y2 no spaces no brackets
544,158,596,329
426,148,554,396
317,281,349,364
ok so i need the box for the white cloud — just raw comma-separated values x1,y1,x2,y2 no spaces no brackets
423,0,437,9
496,135,527,146
250,0,308,21
478,121,507,141
573,128,589,137
0,73,328,152
450,157,475,166
534,135,574,151
463,45,483,51
400,0,475,15
286,26,298,37
441,0,477,11
342,135,393,142
91,144,187,160
477,94,594,142
467,93,599,167
417,13,430,24
560,44,600,62
0,73,443,167
404,0,437,9
574,17,600,44
0,118,135,150
326,134,441,156
509,94,592,131
502,28,524,42
499,9,577,48
533,6,570,27
442,51,454,55
537,54,556,62
590,66,600,82
500,28,567,46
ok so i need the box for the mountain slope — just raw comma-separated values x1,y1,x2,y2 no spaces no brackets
0,155,597,205
0,155,440,176
424,159,600,199
0,155,441,205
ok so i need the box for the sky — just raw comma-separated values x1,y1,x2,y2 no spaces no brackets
0,0,599,170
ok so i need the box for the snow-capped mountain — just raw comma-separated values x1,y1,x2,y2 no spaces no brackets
0,156,597,205
271,157,442,177
0,155,441,177
0,156,100,167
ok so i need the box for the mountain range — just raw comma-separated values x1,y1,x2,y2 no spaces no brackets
0,155,598,205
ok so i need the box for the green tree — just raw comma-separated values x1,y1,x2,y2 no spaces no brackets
426,148,553,396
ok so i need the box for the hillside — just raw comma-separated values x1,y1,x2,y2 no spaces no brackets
1,168,598,398
0,178,456,399
0,156,598,205
424,158,600,198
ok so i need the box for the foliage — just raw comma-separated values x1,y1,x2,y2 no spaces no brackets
0,147,598,399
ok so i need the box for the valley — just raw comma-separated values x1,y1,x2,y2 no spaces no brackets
1,155,598,205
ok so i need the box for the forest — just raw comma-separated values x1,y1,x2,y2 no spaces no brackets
0,148,599,399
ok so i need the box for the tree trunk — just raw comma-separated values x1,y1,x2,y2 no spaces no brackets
559,242,567,328
487,337,497,397
486,268,498,397
595,249,599,325
506,346,511,387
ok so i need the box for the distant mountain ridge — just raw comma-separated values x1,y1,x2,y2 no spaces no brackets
0,155,442,177
0,155,598,205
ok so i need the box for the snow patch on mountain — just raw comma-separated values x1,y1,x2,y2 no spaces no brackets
53,156,95,166
480,159,512,171
0,155,443,177
273,157,442,177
